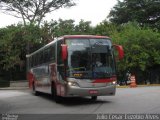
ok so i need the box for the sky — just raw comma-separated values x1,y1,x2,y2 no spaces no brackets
0,0,118,28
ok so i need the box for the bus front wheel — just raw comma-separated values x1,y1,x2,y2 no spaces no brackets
91,96,97,101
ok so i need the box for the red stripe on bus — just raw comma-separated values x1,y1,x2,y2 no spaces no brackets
92,77,117,83
63,35,110,39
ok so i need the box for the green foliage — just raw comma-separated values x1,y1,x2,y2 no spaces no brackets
74,20,93,35
0,19,94,77
0,25,23,70
0,24,42,73
48,19,94,37
108,0,160,30
0,18,160,84
94,20,119,36
22,24,42,53
111,22,160,74
49,19,75,37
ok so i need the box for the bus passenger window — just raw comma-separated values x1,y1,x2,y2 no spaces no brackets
50,44,56,62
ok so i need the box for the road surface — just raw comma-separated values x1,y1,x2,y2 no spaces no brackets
0,86,160,120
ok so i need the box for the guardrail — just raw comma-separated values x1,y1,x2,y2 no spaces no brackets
10,80,28,87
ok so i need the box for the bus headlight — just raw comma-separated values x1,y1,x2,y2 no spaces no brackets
68,81,79,87
112,81,116,85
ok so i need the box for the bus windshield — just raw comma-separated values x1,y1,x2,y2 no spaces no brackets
66,38,116,79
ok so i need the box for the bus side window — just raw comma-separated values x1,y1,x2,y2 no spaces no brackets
44,48,49,63
57,40,65,80
40,51,43,64
57,40,63,65
50,44,56,62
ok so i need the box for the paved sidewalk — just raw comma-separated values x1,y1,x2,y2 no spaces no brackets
117,84,160,88
0,87,29,90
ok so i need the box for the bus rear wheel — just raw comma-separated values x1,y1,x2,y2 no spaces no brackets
91,96,97,101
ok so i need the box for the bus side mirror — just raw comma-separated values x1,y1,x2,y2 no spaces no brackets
113,45,124,60
61,44,68,61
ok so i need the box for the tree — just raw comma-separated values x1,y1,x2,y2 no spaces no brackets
74,20,93,35
0,0,75,26
49,19,75,37
0,24,42,80
0,23,53,81
94,20,119,36
48,19,93,37
0,25,26,81
0,25,23,70
110,22,160,84
108,0,160,30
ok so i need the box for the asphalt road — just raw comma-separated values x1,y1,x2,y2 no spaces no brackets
0,86,160,120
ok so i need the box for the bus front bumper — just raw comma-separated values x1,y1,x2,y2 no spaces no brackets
65,85,116,97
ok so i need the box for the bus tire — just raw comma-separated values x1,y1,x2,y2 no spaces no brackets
32,82,39,96
51,83,62,103
91,96,97,101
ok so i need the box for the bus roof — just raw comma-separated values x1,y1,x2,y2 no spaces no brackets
63,35,110,39
26,35,110,57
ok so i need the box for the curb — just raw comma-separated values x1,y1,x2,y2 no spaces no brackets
117,84,160,88
0,87,29,90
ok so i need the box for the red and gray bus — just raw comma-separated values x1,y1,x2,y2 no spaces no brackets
26,35,124,102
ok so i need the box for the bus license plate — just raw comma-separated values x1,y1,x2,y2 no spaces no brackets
89,90,98,94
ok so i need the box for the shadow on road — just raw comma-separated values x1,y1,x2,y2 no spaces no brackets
34,92,112,106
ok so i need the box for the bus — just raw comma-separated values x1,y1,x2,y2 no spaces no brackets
26,35,124,102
